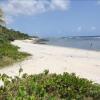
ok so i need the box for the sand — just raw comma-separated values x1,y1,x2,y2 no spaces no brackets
0,40,100,83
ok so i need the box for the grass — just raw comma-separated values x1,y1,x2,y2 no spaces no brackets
0,26,31,68
0,42,30,68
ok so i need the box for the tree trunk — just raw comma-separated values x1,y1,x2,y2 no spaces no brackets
0,27,2,33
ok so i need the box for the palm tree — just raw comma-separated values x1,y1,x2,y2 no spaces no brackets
0,8,5,33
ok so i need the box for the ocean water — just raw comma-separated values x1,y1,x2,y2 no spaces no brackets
45,36,100,51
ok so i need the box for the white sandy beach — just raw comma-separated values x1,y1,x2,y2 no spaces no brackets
0,40,100,83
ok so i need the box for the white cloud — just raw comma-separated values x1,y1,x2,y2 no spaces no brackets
77,26,82,32
5,16,14,24
50,0,70,10
91,26,96,31
97,0,100,5
0,0,70,24
1,0,47,16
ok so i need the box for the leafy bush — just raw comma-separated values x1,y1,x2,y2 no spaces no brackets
0,71,100,100
0,41,30,67
0,26,31,67
0,25,30,41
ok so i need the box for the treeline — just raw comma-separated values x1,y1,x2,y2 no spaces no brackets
0,26,30,67
0,25,30,41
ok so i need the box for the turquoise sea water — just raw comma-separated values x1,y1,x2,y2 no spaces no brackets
46,36,100,51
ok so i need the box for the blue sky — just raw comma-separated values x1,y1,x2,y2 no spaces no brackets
0,0,100,37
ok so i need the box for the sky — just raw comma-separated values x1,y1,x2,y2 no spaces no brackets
0,0,100,37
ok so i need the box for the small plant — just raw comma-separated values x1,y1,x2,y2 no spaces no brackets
44,69,49,75
19,64,23,76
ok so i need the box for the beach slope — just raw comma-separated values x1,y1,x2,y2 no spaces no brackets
0,40,100,83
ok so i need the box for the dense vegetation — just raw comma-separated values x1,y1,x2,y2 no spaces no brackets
0,70,100,100
0,25,31,67
0,8,5,26
0,25,30,41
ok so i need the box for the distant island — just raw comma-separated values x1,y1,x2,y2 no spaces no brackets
61,36,100,39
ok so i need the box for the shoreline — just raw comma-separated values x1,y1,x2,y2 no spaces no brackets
0,40,100,83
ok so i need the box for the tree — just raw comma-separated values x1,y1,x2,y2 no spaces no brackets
0,8,5,33
0,8,5,25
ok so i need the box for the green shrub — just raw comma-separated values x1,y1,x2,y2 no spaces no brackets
0,71,100,100
0,25,30,41
0,42,30,67
0,25,31,67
